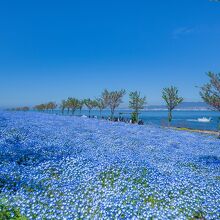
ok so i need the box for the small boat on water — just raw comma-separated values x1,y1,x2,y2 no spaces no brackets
197,117,211,123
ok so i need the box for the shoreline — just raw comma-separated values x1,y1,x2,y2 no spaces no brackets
170,126,219,136
7,110,220,136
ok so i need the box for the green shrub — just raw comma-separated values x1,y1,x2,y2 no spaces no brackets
131,112,138,123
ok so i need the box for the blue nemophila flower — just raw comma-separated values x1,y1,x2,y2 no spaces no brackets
0,111,220,219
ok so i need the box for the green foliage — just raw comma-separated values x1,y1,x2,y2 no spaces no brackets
78,100,84,114
99,168,121,188
67,97,80,115
95,98,106,116
12,107,30,111
184,162,198,172
188,211,205,220
60,100,67,114
46,102,57,111
131,112,138,123
102,89,126,118
34,102,57,112
200,72,220,134
162,86,183,122
200,72,220,111
129,91,146,122
84,99,97,117
0,204,27,220
34,103,47,111
145,195,160,208
102,90,110,108
214,176,220,180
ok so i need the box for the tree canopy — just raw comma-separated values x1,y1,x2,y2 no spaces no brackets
200,72,220,111
129,91,146,122
162,86,183,122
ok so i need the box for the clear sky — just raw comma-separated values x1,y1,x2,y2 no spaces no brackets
0,0,220,107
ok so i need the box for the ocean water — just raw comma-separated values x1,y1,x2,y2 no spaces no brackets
56,109,220,131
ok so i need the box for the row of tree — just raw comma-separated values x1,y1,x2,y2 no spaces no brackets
10,106,30,111
49,90,128,118
33,89,146,122
11,72,220,124
34,102,57,112
60,88,182,123
36,88,183,123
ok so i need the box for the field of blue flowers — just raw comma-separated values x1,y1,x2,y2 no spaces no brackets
0,111,220,219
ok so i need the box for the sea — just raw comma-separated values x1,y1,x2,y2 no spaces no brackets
57,109,220,131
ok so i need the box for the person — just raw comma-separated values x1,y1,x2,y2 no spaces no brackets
138,120,144,125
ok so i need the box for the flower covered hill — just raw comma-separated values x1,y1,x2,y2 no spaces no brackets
0,112,220,220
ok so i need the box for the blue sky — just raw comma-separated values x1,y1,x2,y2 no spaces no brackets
0,0,220,107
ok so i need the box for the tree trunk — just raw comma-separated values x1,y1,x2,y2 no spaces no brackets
168,110,172,126
136,110,139,122
218,117,220,138
111,108,114,120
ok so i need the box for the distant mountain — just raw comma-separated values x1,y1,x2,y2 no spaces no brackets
178,102,209,108
144,102,210,111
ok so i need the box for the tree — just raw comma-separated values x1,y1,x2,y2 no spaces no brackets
21,106,30,111
200,72,220,134
95,98,106,117
162,86,183,123
52,102,57,112
46,102,57,112
200,72,220,111
66,98,72,114
68,98,80,115
129,91,146,123
34,104,46,111
60,100,67,115
14,106,29,111
103,89,126,119
84,99,97,117
45,103,50,111
102,89,110,108
78,100,84,115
